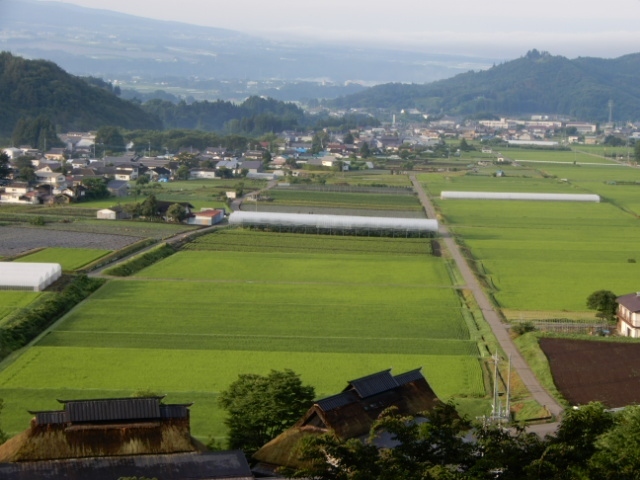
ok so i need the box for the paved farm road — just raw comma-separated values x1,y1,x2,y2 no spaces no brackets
410,175,564,424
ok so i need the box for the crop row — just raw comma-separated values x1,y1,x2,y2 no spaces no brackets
185,229,432,255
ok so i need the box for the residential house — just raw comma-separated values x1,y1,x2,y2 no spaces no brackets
616,292,640,337
0,183,40,204
147,166,171,181
106,179,129,197
253,368,440,472
190,168,219,179
114,166,139,182
44,148,66,161
34,167,66,192
0,396,253,480
156,201,194,221
240,160,263,174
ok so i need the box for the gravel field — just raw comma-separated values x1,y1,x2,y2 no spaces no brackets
0,226,140,257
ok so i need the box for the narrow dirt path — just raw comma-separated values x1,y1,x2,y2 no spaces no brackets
410,175,564,421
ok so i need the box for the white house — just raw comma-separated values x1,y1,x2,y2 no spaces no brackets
34,167,67,192
616,293,640,337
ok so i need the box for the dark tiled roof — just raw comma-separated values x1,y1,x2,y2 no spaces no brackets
617,293,640,312
30,397,190,426
63,397,161,423
394,368,424,385
347,369,398,398
316,391,357,412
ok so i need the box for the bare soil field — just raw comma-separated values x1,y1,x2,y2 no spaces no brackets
0,226,140,257
540,337,640,408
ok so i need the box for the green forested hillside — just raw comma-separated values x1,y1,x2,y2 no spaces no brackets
0,52,162,138
332,50,640,121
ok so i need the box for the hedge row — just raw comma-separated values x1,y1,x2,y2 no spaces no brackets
103,244,176,277
0,275,105,359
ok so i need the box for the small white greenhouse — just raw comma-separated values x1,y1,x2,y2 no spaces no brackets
440,191,600,202
229,211,438,236
0,263,62,291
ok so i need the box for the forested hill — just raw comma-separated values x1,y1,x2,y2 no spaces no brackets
0,52,162,138
331,50,640,122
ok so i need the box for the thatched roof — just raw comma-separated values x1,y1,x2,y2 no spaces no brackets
253,368,440,469
0,450,253,480
0,397,199,463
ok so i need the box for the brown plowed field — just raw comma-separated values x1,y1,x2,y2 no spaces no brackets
540,337,640,408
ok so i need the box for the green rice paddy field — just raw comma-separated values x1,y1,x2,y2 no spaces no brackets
0,291,42,326
16,247,111,271
0,231,486,440
266,189,422,211
421,153,640,317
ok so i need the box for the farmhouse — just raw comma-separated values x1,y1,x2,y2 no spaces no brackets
616,292,640,337
0,396,254,480
253,368,439,472
0,262,62,291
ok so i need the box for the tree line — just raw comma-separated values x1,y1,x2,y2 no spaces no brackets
217,369,640,480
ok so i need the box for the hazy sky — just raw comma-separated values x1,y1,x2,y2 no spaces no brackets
45,0,640,58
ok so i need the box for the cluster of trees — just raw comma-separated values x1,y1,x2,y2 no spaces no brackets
288,402,640,480
216,369,640,479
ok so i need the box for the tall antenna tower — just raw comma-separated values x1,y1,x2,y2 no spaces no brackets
608,99,614,125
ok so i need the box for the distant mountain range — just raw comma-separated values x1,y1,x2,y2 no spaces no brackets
0,0,499,88
331,50,640,122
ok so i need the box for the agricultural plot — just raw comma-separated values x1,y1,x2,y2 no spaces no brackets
325,172,413,187
16,247,110,271
0,226,140,257
184,229,432,255
539,337,640,408
0,232,485,440
264,189,423,212
421,161,640,316
0,291,42,326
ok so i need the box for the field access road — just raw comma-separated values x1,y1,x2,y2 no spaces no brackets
410,175,564,423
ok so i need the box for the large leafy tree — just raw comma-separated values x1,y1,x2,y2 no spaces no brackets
590,405,640,479
140,194,158,218
0,152,10,181
166,203,187,223
586,290,618,320
218,369,315,456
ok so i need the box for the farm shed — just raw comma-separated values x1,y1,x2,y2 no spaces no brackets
189,209,226,226
0,262,61,291
440,191,600,202
97,206,131,220
253,368,439,472
229,211,438,236
616,292,640,337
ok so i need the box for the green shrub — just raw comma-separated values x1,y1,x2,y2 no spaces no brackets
0,275,105,359
103,244,176,277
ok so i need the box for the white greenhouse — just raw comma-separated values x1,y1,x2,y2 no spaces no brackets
0,262,62,291
440,191,600,202
229,211,438,236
